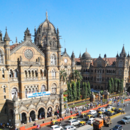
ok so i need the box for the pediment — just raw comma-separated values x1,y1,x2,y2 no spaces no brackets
61,52,70,59
47,100,54,107
28,103,36,110
54,99,59,105
19,105,27,112
10,40,45,57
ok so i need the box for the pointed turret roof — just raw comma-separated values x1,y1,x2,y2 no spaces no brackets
79,53,81,58
116,52,119,57
4,28,10,41
71,51,75,59
120,45,126,57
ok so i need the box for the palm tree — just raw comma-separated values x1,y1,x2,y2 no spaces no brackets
60,70,67,83
72,70,82,81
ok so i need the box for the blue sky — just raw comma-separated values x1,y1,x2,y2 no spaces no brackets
0,0,130,58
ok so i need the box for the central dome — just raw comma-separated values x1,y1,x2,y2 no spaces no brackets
82,49,92,60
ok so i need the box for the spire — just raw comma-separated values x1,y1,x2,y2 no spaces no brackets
4,27,10,41
99,54,101,58
24,28,31,41
79,53,81,58
0,30,2,41
120,44,126,57
16,37,17,43
71,51,75,59
116,52,119,57
64,48,66,53
127,52,129,57
46,11,48,20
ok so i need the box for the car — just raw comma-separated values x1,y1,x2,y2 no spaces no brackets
69,116,77,120
98,107,106,113
120,116,130,124
106,106,113,111
51,120,61,126
64,125,76,130
88,110,97,115
77,121,86,127
87,118,94,125
110,125,123,130
68,119,80,126
104,111,113,116
50,125,63,130
86,115,94,120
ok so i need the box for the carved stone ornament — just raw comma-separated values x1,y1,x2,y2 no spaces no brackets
24,49,33,59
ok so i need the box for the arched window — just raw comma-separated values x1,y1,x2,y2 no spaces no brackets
14,69,18,78
9,70,13,78
0,50,3,63
118,70,122,75
50,54,56,65
28,71,31,78
11,88,18,99
51,83,57,94
41,85,46,92
25,71,27,78
2,68,5,78
51,69,56,79
32,71,34,78
35,70,38,77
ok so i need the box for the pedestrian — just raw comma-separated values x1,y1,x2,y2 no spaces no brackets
70,110,72,115
62,116,64,121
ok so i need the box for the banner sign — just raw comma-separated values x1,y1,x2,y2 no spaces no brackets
27,91,50,98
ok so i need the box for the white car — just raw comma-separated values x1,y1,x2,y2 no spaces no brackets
64,125,76,130
107,106,112,111
98,107,105,113
50,125,63,130
87,118,94,125
88,110,97,115
68,119,80,126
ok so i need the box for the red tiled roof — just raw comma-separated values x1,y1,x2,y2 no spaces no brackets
10,44,18,50
75,58,80,62
75,57,116,66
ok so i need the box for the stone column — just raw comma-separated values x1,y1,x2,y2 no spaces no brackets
35,114,38,121
45,110,47,119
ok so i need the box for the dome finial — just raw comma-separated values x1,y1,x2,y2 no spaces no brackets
46,11,48,20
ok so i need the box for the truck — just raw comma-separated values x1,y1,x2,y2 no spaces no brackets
77,124,93,130
93,117,112,130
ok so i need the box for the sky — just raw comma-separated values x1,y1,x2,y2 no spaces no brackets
0,0,130,58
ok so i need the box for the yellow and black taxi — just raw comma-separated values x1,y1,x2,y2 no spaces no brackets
81,113,87,118
69,116,77,120
77,121,86,127
51,120,60,125
86,115,94,120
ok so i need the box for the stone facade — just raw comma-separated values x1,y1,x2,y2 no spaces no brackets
80,47,130,90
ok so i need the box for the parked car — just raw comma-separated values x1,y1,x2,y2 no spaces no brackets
87,118,94,125
110,125,123,130
120,116,130,124
68,119,80,126
64,125,76,130
50,125,63,130
88,110,97,115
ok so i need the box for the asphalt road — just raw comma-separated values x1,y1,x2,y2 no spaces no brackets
41,101,130,130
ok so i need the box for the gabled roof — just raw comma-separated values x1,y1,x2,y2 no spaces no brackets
61,48,71,59
10,41,45,57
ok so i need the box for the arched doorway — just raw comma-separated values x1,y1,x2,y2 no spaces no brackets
38,108,45,119
10,109,13,119
21,113,27,124
47,107,52,117
127,87,130,93
54,105,59,115
30,111,35,121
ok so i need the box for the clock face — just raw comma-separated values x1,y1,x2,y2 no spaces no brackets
24,49,33,59
64,59,68,63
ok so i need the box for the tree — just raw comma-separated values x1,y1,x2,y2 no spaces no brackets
114,78,118,92
87,81,91,97
117,79,120,93
72,70,82,81
76,81,80,100
82,82,85,99
110,78,114,93
67,82,71,102
120,79,123,93
84,82,88,99
72,81,77,101
108,79,112,93
60,70,67,83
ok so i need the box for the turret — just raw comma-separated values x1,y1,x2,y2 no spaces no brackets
4,28,10,66
120,45,126,57
57,28,61,48
0,31,2,41
24,28,31,41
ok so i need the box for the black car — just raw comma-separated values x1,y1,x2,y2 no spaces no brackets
104,111,113,116
110,125,123,130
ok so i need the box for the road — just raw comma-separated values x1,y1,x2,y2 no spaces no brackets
41,101,130,130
